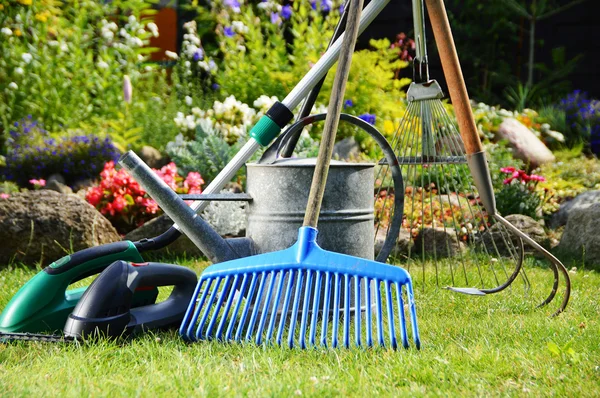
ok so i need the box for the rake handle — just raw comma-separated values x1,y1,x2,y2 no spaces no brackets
424,0,483,155
303,0,364,228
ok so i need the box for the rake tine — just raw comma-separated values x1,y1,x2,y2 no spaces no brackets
354,276,361,347
180,278,207,341
320,272,332,347
225,273,249,341
245,272,268,341
277,270,296,346
265,271,286,344
187,278,214,340
331,273,341,348
365,278,373,347
235,273,258,341
385,280,397,349
299,270,313,349
309,271,322,347
206,275,232,339
395,281,409,349
407,281,421,349
216,274,240,340
255,271,276,345
375,279,384,347
196,277,223,340
343,274,351,348
287,270,305,348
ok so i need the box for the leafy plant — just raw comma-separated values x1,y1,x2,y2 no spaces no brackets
495,167,548,219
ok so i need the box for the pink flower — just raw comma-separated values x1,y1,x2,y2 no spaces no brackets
0,193,9,199
184,171,204,191
529,174,546,182
112,195,128,213
123,75,132,103
29,178,46,188
500,167,516,174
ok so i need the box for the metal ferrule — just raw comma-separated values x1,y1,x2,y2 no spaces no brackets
466,151,496,215
406,80,445,102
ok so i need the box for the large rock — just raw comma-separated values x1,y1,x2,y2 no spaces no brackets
139,145,167,169
374,228,413,259
557,202,600,266
497,118,555,168
479,214,549,255
414,227,465,258
0,190,120,265
333,137,360,160
548,190,600,229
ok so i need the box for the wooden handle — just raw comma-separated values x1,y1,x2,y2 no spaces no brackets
424,0,483,154
303,0,363,228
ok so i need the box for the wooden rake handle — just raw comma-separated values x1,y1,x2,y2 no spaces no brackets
424,0,483,155
303,0,364,228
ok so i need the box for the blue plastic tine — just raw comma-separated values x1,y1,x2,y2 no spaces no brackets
196,277,222,340
394,282,409,348
235,273,258,341
225,273,248,341
331,273,340,348
375,279,384,347
180,278,206,340
365,278,372,347
320,272,331,347
309,271,322,347
343,274,350,348
299,270,313,349
354,276,361,347
385,280,397,349
265,271,286,344
216,274,240,340
255,271,276,345
245,272,268,341
277,270,296,346
187,278,213,340
206,275,232,339
287,270,304,348
407,280,421,349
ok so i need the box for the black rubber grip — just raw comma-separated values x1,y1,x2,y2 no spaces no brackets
265,101,294,128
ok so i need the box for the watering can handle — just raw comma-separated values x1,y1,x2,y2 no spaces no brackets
303,0,364,228
424,0,483,155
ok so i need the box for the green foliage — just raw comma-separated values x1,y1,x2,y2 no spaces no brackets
495,182,545,219
0,180,21,194
485,141,526,190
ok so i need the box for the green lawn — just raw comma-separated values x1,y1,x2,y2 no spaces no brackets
1,258,598,397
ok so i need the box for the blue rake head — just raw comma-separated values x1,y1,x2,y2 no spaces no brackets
179,227,420,350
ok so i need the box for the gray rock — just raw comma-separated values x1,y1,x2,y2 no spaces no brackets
43,179,73,195
497,118,555,168
479,214,549,255
47,173,66,185
139,145,167,169
71,178,96,193
0,190,120,265
374,228,413,259
414,227,465,258
548,190,600,229
333,137,360,160
557,202,600,266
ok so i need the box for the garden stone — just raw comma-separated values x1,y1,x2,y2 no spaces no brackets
548,190,600,229
0,190,120,265
139,145,167,169
496,118,555,168
43,179,73,195
479,214,549,255
71,178,96,193
47,173,66,185
557,202,600,266
333,137,360,160
414,227,465,258
374,228,413,258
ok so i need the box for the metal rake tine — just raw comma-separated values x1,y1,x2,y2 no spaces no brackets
395,281,409,349
180,278,207,340
385,280,397,349
245,272,268,341
216,274,240,340
354,276,361,347
331,273,341,348
276,270,296,346
265,270,286,344
320,272,332,347
309,271,322,347
196,277,223,340
287,270,305,348
299,270,313,349
235,273,259,341
225,273,249,340
206,275,232,339
255,271,277,345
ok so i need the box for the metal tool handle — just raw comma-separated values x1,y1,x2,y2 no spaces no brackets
303,0,364,228
424,0,483,155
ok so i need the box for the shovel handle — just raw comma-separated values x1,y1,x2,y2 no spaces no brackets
424,0,483,155
304,0,364,228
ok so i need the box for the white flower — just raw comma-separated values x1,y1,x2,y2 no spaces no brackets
146,22,159,37
60,42,68,52
184,60,191,68
144,65,153,72
97,60,109,69
128,15,137,25
232,21,249,34
137,54,144,62
14,67,24,75
48,40,59,47
253,95,278,111
102,30,114,41
8,82,18,90
21,53,33,64
1,27,12,36
165,50,179,60
185,96,193,106
120,28,129,38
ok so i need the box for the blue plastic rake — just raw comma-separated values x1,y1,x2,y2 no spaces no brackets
179,227,420,350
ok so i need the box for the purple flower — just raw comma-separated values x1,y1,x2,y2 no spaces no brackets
344,99,353,108
224,26,235,37
212,83,220,90
359,113,376,125
281,5,292,19
193,48,204,61
339,3,344,13
224,0,241,13
270,12,281,25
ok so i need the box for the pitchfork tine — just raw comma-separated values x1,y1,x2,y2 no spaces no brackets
265,271,286,344
385,280,397,349
245,272,267,341
216,274,239,340
395,282,409,349
320,272,331,347
331,273,341,348
206,276,232,338
354,276,361,347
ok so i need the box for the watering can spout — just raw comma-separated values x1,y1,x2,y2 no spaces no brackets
119,151,243,264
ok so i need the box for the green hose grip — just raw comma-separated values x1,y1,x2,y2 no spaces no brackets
249,116,281,146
